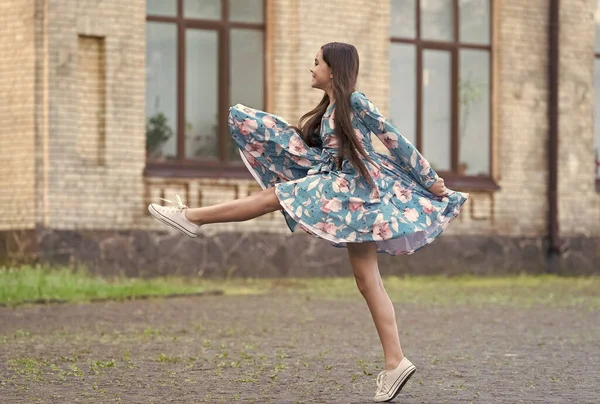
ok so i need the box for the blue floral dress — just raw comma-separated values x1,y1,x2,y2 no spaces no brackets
228,91,468,255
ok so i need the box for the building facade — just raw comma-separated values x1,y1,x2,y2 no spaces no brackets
0,0,598,276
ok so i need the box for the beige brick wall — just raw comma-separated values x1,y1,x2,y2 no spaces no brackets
148,0,600,239
4,0,597,241
45,0,146,229
557,0,600,236
0,0,36,230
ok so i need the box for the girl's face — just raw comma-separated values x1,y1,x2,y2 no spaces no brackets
310,49,333,91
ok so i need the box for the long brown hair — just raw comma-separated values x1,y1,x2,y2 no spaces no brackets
295,42,374,186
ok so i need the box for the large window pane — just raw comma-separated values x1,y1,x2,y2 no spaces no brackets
390,0,415,38
186,29,219,159
229,28,264,160
389,43,416,146
423,50,451,171
595,59,600,178
146,22,177,160
421,0,453,41
229,0,263,23
185,0,221,19
147,0,176,16
459,50,490,176
460,0,490,45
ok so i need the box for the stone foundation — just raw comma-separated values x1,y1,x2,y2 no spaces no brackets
0,230,598,277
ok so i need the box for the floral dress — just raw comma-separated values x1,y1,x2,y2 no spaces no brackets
228,91,468,255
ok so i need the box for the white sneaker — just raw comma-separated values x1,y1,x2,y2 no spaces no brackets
148,194,200,238
373,357,416,402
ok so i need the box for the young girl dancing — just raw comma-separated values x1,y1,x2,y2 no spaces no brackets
149,42,468,402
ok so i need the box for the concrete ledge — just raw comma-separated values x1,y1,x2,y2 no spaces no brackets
0,230,598,277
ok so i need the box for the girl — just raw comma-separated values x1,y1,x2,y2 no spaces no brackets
149,42,468,402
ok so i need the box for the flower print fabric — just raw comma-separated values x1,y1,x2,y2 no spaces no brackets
228,91,468,255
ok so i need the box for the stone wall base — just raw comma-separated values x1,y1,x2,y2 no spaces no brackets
0,229,598,277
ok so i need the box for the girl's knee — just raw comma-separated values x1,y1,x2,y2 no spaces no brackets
353,271,382,296
348,243,380,296
354,276,369,295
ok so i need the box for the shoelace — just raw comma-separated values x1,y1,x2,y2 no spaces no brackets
159,194,188,212
376,371,388,393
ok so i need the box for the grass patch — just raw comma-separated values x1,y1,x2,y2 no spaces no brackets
198,274,600,309
187,274,600,309
2,266,599,309
0,266,211,307
280,274,600,309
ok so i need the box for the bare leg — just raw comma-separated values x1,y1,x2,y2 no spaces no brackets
347,242,404,370
184,187,281,226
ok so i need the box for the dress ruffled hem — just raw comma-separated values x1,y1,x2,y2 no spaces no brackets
239,149,468,256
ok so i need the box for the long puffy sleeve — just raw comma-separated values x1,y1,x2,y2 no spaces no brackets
350,92,439,189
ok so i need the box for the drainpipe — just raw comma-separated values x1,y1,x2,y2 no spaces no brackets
547,0,561,273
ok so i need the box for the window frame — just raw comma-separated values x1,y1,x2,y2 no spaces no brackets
144,0,266,179
390,0,498,191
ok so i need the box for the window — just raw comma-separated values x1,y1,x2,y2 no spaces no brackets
389,0,495,189
595,0,600,189
145,0,265,177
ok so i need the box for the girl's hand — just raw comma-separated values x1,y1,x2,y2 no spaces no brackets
428,178,449,196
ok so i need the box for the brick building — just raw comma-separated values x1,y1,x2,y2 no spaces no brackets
0,0,598,276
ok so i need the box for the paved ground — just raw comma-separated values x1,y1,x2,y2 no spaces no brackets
0,291,599,403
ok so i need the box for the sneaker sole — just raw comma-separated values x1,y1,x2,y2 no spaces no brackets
385,365,416,402
148,204,197,238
